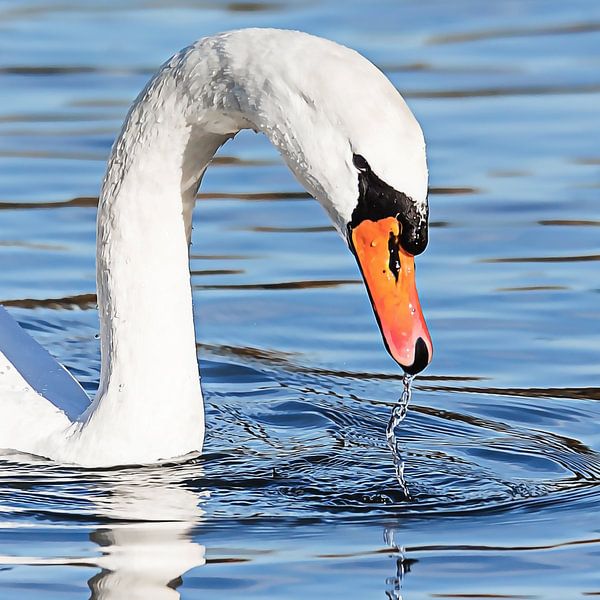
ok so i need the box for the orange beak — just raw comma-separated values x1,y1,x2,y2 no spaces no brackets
350,216,432,374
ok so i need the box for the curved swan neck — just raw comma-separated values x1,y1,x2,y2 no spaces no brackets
95,29,363,409
97,92,203,399
80,28,424,464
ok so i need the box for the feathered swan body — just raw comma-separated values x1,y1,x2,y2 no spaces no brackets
0,28,431,466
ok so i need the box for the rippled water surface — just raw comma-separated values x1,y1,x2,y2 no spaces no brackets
1,1,599,598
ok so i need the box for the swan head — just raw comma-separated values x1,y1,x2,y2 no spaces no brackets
146,29,433,375
345,152,432,376
292,138,432,374
250,30,433,374
346,149,433,375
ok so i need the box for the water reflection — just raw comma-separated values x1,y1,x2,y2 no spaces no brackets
428,21,600,44
0,461,207,600
383,529,415,600
87,474,206,600
1,0,599,595
1,293,96,309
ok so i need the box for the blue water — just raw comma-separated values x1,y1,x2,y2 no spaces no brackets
1,0,599,598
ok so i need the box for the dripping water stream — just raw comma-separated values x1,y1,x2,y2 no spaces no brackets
386,373,414,500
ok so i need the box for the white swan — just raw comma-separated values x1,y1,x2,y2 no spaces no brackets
0,28,432,466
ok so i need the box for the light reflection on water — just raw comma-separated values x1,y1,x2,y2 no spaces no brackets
0,0,599,597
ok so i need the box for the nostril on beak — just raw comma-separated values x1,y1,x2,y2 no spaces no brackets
402,337,429,375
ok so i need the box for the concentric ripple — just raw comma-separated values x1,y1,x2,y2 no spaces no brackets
1,354,599,528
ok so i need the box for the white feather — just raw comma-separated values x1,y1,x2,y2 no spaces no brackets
0,28,428,466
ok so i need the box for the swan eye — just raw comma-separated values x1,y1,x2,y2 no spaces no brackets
352,153,370,173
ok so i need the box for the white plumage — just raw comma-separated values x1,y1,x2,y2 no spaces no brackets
0,28,428,466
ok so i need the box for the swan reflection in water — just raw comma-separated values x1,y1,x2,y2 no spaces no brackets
0,460,207,599
0,459,419,599
0,399,418,599
86,467,207,599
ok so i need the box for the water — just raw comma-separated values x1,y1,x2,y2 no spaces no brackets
386,374,414,500
0,0,599,597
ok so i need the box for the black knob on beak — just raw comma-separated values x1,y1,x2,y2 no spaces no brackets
402,337,430,375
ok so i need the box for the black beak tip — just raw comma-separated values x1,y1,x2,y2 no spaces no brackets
401,337,429,375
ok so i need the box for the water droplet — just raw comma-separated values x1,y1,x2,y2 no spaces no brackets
370,240,377,247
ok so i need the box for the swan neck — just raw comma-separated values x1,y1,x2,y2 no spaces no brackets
88,31,354,460
93,79,219,439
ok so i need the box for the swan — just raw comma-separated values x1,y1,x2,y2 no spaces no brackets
0,28,432,466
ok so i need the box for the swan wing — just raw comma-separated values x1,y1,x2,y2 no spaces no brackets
0,305,90,422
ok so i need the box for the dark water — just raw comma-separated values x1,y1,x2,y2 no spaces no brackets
1,0,599,598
